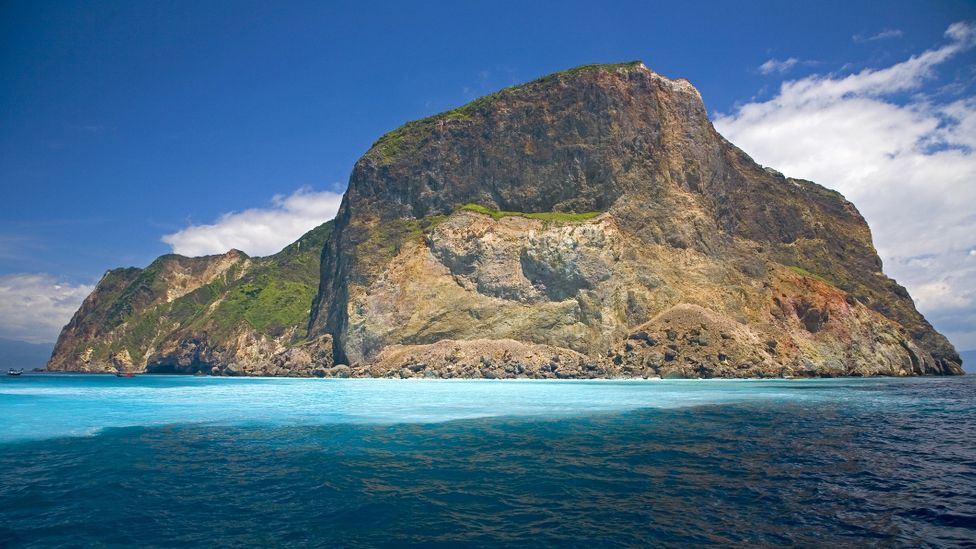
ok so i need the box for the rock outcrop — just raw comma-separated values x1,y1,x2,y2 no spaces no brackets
307,61,961,377
47,222,335,375
50,61,963,377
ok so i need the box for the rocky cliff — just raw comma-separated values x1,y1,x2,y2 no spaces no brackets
51,61,962,377
47,221,335,376
307,61,961,377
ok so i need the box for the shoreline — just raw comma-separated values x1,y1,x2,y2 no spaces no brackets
19,371,966,381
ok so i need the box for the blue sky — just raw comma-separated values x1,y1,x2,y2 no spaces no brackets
1,0,975,350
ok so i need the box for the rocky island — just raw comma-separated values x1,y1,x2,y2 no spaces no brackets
48,62,963,378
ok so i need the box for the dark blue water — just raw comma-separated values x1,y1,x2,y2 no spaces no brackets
1,376,975,547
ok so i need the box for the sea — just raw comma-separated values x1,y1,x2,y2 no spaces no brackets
1,374,974,547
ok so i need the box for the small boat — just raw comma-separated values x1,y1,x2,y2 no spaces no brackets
115,372,136,378
7,368,24,376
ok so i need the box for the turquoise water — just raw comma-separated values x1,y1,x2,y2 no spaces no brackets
1,374,975,546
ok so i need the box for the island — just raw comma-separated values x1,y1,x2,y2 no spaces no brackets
47,62,963,378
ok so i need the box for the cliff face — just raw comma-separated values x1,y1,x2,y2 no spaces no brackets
47,222,336,376
307,61,961,377
52,61,962,377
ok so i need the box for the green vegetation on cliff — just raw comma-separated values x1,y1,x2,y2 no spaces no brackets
47,221,333,371
207,223,330,338
460,204,602,223
786,265,832,285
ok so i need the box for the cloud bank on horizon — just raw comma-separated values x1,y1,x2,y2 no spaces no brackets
715,21,976,349
0,274,94,344
161,188,343,257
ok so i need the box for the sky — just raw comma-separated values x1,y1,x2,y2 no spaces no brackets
1,1,975,352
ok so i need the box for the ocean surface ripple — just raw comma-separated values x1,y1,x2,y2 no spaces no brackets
1,375,974,547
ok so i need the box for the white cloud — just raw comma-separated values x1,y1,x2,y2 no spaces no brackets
759,57,800,75
715,21,976,350
913,278,973,311
853,28,904,43
162,187,343,257
0,274,94,344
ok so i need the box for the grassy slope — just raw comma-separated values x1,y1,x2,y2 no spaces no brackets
206,222,331,340
460,203,601,223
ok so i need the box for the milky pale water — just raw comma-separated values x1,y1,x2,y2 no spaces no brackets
1,375,975,547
